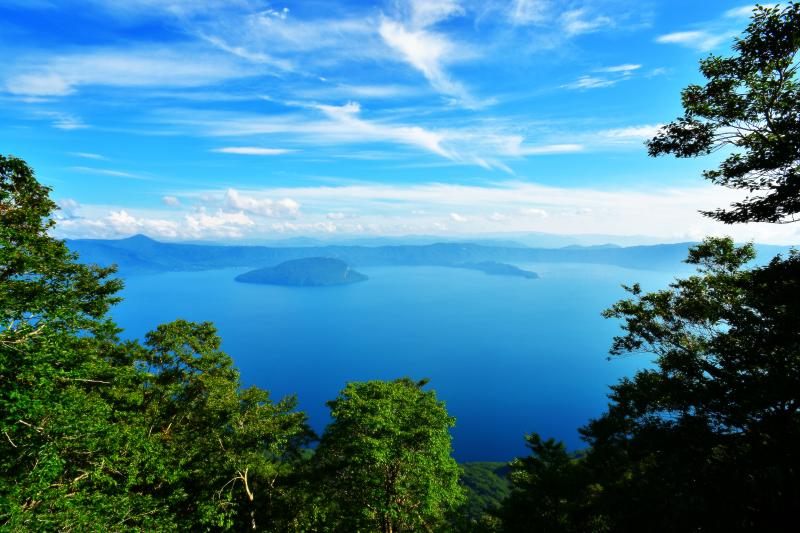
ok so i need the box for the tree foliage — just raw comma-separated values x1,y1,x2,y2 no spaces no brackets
498,6,800,531
647,2,800,223
496,239,800,531
0,154,141,529
583,239,800,531
1,154,469,531
0,155,312,531
313,378,464,533
497,434,600,533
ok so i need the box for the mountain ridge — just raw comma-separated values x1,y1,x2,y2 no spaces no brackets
65,234,794,275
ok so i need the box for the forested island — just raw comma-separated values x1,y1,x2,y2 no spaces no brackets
235,257,369,286
2,5,800,532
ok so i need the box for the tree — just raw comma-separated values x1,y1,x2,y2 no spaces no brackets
577,238,800,531
498,6,800,530
313,378,464,532
647,3,800,223
0,154,161,529
0,155,314,531
497,434,601,533
133,320,313,531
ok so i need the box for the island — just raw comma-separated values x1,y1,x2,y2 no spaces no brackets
454,261,539,279
234,257,369,287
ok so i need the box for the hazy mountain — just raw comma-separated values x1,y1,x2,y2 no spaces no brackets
65,235,795,276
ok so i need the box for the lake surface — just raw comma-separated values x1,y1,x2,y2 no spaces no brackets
111,263,680,461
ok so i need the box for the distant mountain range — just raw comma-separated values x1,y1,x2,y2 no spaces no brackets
65,234,795,275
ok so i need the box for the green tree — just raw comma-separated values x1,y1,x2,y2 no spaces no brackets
313,378,464,532
647,3,800,223
499,5,800,531
133,320,313,531
0,155,314,531
577,239,800,531
0,154,164,529
497,434,601,533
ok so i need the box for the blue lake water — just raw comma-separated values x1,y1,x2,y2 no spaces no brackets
111,263,679,461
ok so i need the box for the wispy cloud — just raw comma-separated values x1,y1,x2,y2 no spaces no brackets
724,4,776,19
504,0,641,42
5,47,249,96
655,4,767,52
596,124,663,142
562,75,617,90
560,8,613,36
564,63,643,90
656,30,731,51
595,64,641,73
508,0,552,25
69,151,107,160
212,147,295,156
70,166,153,180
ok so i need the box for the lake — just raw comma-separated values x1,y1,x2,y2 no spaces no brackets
111,262,680,461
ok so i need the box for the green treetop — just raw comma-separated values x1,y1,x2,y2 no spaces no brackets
647,3,800,224
313,378,464,533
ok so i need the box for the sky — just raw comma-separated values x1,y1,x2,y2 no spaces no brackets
2,0,798,244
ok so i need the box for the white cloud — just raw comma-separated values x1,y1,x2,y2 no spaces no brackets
596,64,641,73
212,146,294,155
55,180,800,244
379,19,475,106
508,0,551,25
162,195,181,206
327,212,347,220
597,124,663,142
656,30,731,51
407,0,464,28
56,198,80,219
226,188,300,218
58,209,181,239
516,143,584,155
35,112,88,130
5,47,248,96
69,151,107,160
312,101,454,159
724,4,775,18
520,207,548,218
560,9,613,36
70,166,152,180
83,0,263,19
184,209,255,238
562,75,617,90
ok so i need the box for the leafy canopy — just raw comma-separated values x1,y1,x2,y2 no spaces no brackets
314,377,465,533
647,3,800,223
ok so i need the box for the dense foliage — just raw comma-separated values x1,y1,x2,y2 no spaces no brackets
647,3,800,223
0,155,468,531
494,4,800,531
313,378,464,532
458,462,510,523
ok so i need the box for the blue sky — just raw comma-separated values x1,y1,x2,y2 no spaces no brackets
2,0,797,244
